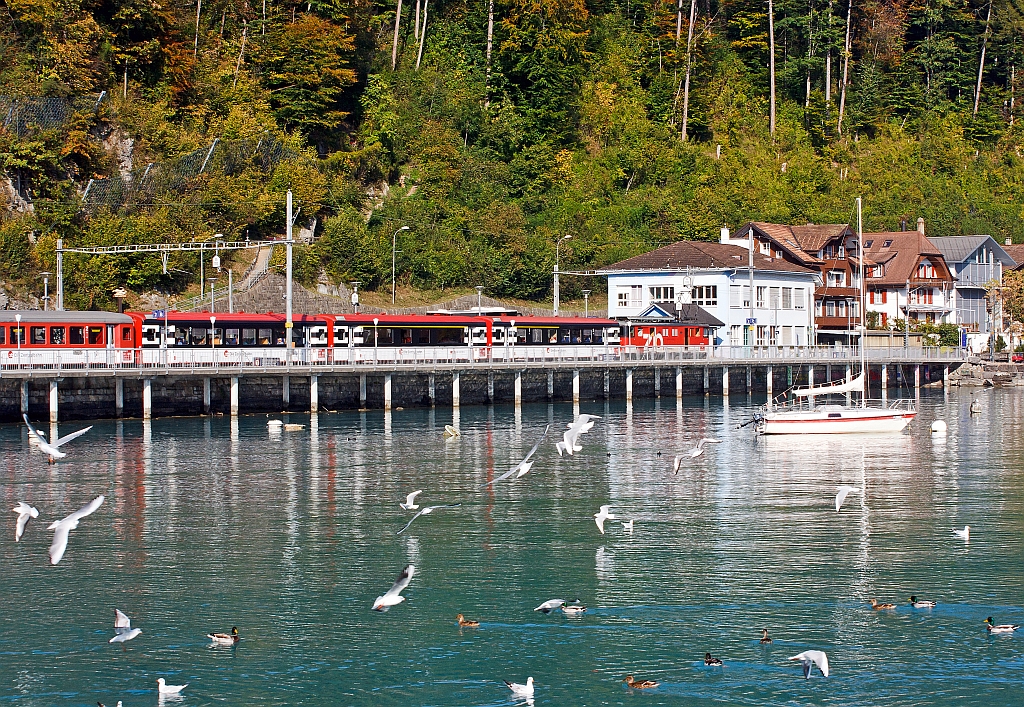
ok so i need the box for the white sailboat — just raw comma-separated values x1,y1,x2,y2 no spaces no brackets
755,198,917,435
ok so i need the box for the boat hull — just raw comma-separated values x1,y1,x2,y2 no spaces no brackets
758,408,915,435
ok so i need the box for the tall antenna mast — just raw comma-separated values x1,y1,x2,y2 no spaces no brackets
857,196,866,408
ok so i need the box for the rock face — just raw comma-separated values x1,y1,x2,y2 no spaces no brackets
1,176,34,215
948,360,1024,387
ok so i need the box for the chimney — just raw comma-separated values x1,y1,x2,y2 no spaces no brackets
1006,238,1013,246
900,218,907,232
917,217,925,235
720,226,730,244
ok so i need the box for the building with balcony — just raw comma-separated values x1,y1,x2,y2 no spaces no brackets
929,235,1015,349
599,237,818,347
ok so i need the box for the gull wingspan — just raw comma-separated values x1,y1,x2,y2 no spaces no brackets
114,608,131,630
50,425,94,449
21,414,46,444
47,495,104,565
384,564,415,599
396,504,461,535
481,425,551,487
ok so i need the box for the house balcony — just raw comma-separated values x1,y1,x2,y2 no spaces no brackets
816,287,860,299
956,263,999,288
815,316,860,330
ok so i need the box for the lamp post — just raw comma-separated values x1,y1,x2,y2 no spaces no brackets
554,234,572,316
210,315,216,354
286,191,294,367
392,226,410,304
40,272,51,311
15,313,21,368
350,281,361,313
583,289,591,318
475,285,484,313
207,277,217,313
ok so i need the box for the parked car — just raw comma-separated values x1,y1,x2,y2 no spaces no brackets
1012,352,1024,363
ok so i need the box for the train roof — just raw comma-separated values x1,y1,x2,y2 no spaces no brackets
493,315,619,327
133,311,330,323
0,311,134,324
333,313,488,324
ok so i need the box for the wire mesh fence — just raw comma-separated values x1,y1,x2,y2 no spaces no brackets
0,92,107,137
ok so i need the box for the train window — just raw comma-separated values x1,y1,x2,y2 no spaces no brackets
258,328,272,345
0,327,4,344
225,328,240,346
437,328,461,344
69,327,84,345
416,329,430,344
31,326,46,344
242,328,257,345
174,327,188,346
190,328,208,346
121,326,133,342
212,328,223,346
88,327,103,345
50,327,66,345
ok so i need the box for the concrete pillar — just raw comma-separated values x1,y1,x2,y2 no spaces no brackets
807,365,815,404
487,371,494,402
514,370,522,406
787,365,793,386
48,380,58,423
359,374,367,408
547,371,554,399
625,368,633,401
20,380,29,415
722,366,730,396
429,373,436,406
603,369,610,399
746,365,752,393
142,378,152,420
766,365,773,400
703,366,710,396
654,368,661,396
914,364,920,389
572,369,580,403
203,377,211,414
846,364,852,404
384,373,393,411
115,378,124,417
310,375,319,413
943,364,949,390
675,367,683,399
282,375,290,408
452,371,460,407
881,363,888,389
230,376,239,416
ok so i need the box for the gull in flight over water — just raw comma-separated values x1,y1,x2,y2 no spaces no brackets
835,485,861,512
156,678,188,695
953,525,970,542
534,599,566,613
789,650,829,678
397,504,462,535
594,505,616,534
555,415,600,456
48,495,104,565
504,677,534,698
400,490,422,510
373,564,415,611
688,438,722,459
481,425,551,487
23,414,92,463
12,501,38,541
109,608,142,644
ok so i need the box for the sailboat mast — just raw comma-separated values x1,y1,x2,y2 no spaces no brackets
857,196,866,408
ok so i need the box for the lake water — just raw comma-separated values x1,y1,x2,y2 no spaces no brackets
1,389,1023,706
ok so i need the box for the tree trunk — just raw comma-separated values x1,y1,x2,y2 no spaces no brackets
681,0,697,141
769,0,777,134
194,0,202,57
391,0,404,70
416,0,429,70
414,0,420,41
973,0,993,117
676,0,683,43
837,0,852,134
232,21,247,88
1012,64,1016,127
485,0,494,107
825,0,833,103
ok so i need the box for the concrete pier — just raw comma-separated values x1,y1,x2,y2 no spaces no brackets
282,375,290,407
310,374,319,413
746,366,752,394
20,381,28,415
722,367,729,396
676,367,683,399
882,363,888,389
604,369,610,399
115,378,124,417
703,367,709,396
654,368,660,397
626,368,633,401
572,369,580,403
943,364,949,390
203,377,211,414
487,371,494,402
766,365,773,400
514,370,522,406
230,376,239,415
428,373,436,406
914,364,920,389
384,373,393,411
359,374,367,407
48,380,58,423
143,379,152,420
452,371,460,407
547,371,554,399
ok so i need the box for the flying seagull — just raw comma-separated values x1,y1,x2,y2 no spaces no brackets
688,438,722,459
594,505,616,534
23,414,93,463
12,501,38,541
504,677,534,698
397,504,462,535
373,564,415,611
48,495,104,565
555,415,600,456
109,608,142,644
534,599,566,613
835,485,860,512
481,425,551,487
400,490,422,510
789,650,829,678
953,525,970,542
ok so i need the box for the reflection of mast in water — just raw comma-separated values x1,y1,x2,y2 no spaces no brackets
309,413,320,516
595,546,615,583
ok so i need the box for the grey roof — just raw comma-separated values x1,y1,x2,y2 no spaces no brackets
0,311,133,324
628,302,725,328
928,236,1016,267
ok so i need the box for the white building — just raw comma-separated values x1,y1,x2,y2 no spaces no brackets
599,233,819,347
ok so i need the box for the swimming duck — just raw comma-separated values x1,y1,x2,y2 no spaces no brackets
624,675,659,689
985,617,1020,634
704,652,724,666
909,596,936,609
759,628,773,644
870,598,897,610
207,626,240,644
456,614,479,627
562,603,587,615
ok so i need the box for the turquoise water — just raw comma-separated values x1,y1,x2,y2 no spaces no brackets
1,390,1023,706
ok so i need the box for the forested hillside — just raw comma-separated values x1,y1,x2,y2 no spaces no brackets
1,0,1023,308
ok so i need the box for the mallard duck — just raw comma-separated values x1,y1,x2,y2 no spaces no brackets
207,626,240,645
759,628,773,644
624,675,659,689
985,617,1020,634
704,652,724,666
870,598,897,610
909,596,936,609
456,614,479,627
562,603,587,615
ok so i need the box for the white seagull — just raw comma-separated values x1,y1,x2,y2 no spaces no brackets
835,485,861,512
481,425,551,487
534,599,566,613
688,438,722,459
444,425,460,438
400,490,422,510
594,505,616,534
397,504,462,535
372,564,415,611
23,414,93,463
48,494,104,565
789,650,829,678
622,520,634,533
672,455,684,474
953,525,970,542
109,608,142,644
555,414,600,456
12,501,39,541
504,676,534,698
156,678,188,695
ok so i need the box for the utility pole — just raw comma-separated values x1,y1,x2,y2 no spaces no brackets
768,0,777,135
286,190,293,367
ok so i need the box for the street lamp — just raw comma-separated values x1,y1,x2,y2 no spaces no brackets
207,277,217,313
475,285,484,313
15,313,21,367
583,289,591,318
210,315,216,354
40,271,51,311
373,316,380,349
350,281,361,313
554,234,572,316
392,226,410,304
